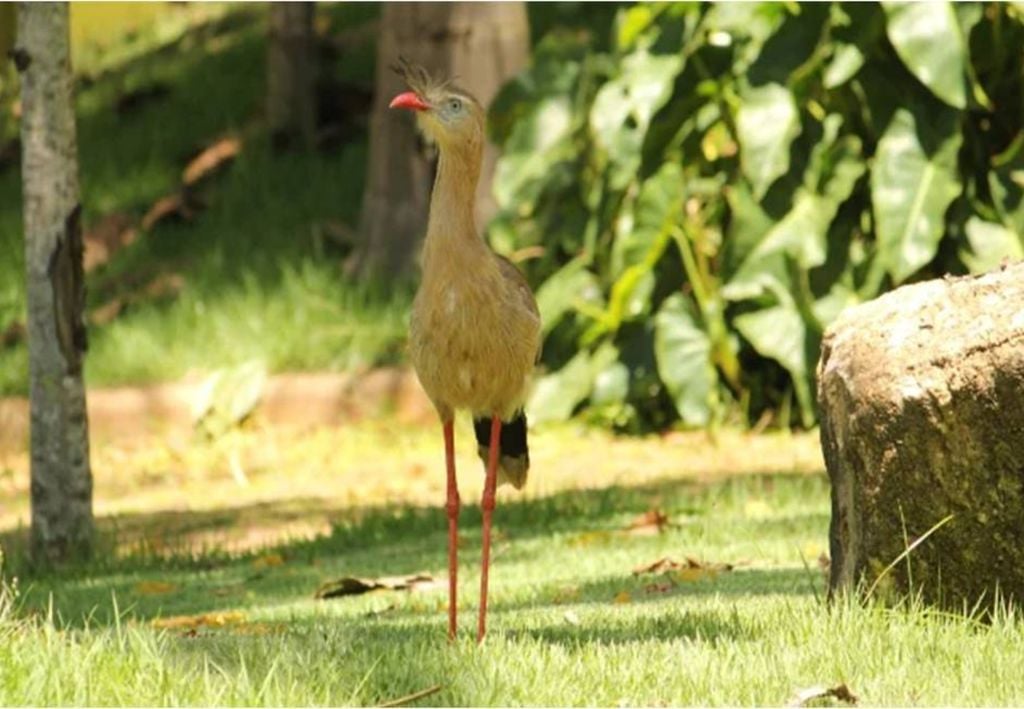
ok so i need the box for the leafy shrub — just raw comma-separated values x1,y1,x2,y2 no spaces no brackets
488,2,1024,432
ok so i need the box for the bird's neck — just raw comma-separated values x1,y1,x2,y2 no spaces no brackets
422,144,485,273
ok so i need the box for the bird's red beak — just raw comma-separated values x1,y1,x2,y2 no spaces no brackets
389,91,430,112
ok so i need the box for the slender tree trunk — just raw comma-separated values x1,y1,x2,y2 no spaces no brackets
15,1,93,563
267,2,316,151
354,2,529,280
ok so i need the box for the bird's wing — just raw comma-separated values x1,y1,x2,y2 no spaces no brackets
494,254,542,362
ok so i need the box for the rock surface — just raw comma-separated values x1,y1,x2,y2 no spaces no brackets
819,263,1024,610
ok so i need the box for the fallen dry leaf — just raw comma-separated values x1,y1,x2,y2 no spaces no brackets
142,273,185,299
152,610,246,630
90,273,184,326
90,298,126,326
135,580,179,595
182,136,241,186
142,192,196,231
632,556,679,575
624,508,672,535
643,582,673,595
314,573,442,599
83,212,138,272
613,590,632,604
632,556,734,578
789,683,858,707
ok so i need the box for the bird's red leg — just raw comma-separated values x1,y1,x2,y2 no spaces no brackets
443,419,459,641
477,415,502,643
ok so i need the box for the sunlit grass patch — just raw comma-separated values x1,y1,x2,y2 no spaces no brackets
3,453,1024,705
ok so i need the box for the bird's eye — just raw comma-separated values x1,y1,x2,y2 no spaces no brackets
448,98,463,113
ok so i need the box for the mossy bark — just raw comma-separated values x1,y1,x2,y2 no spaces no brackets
16,2,94,563
819,264,1024,611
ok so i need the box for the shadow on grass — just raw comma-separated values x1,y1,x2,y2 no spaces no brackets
508,608,756,647
2,471,828,630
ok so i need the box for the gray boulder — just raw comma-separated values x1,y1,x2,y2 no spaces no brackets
819,263,1024,611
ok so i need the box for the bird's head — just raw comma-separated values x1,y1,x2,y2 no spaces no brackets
389,59,484,156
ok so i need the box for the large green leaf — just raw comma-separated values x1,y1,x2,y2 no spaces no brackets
611,162,683,276
723,182,775,277
705,3,789,74
535,259,604,337
882,2,968,109
726,119,865,300
871,107,962,283
823,42,865,89
616,4,663,51
989,136,1024,237
590,50,683,188
751,135,865,269
962,217,1024,274
587,235,670,344
654,293,715,426
736,83,800,199
734,300,815,428
528,352,595,425
488,31,588,145
493,96,574,211
812,282,861,329
528,343,619,425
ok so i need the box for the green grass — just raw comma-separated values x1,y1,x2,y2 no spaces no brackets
3,463,1024,706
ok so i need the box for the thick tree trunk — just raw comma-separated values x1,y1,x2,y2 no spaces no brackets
267,2,316,151
354,2,529,280
16,1,94,563
819,263,1024,612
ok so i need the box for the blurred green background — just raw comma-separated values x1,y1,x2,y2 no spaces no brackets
1,1,1021,434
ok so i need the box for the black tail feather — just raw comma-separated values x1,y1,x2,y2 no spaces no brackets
474,412,529,489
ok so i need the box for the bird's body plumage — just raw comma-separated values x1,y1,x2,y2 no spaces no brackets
404,64,541,488
390,58,540,641
411,241,539,422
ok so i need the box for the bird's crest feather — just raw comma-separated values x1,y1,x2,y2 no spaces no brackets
391,56,456,99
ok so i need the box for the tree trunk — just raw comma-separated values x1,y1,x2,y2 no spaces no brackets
267,2,316,151
354,1,529,280
819,263,1024,612
15,1,94,563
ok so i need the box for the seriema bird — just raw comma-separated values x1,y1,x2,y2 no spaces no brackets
389,60,541,643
